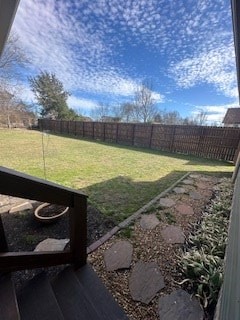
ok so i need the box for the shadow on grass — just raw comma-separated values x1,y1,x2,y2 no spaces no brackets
79,170,231,223
41,131,234,168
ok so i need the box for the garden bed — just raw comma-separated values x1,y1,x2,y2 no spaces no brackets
88,174,232,320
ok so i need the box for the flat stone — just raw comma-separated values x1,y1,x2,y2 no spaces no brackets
176,204,194,215
189,191,203,200
189,174,200,179
158,289,204,320
34,238,69,251
182,179,194,185
104,240,133,271
159,198,176,208
196,181,211,189
173,187,186,194
129,261,165,304
140,214,160,230
9,201,33,213
161,226,185,244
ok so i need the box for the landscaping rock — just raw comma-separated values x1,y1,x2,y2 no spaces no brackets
159,198,176,208
176,204,194,215
34,238,69,251
189,191,203,200
173,187,186,194
189,174,200,179
140,214,160,230
182,179,194,185
161,225,185,244
9,201,33,213
158,289,204,320
129,261,165,304
104,240,133,271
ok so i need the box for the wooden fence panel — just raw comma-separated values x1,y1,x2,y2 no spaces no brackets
117,123,135,145
38,119,240,162
134,124,152,147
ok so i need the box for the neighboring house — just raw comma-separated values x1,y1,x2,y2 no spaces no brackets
222,108,240,127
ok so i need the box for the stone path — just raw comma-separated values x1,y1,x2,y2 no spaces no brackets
158,289,204,320
129,261,165,304
140,214,160,230
104,240,133,271
96,173,218,319
161,225,185,244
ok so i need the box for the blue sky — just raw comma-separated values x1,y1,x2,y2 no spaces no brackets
12,0,238,124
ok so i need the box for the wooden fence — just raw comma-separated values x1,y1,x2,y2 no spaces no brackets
38,119,240,162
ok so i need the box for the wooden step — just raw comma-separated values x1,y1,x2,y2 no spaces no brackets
17,272,64,320
52,267,100,320
0,273,20,320
75,264,128,320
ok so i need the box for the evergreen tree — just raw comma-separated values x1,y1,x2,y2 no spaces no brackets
29,71,77,119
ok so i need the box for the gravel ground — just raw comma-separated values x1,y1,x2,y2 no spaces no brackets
88,174,230,320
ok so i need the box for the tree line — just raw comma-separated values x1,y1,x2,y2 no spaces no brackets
0,34,209,127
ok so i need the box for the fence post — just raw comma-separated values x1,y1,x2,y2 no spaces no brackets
149,124,154,148
92,122,95,139
132,124,135,146
103,123,106,141
170,126,176,151
116,123,119,143
75,121,77,136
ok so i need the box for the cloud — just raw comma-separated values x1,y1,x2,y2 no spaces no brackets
170,43,238,99
11,0,234,107
67,96,98,110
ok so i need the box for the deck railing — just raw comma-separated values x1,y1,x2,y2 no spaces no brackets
0,166,87,272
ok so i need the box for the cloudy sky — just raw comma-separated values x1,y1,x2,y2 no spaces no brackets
12,0,238,124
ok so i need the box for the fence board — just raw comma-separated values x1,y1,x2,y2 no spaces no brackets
38,119,240,162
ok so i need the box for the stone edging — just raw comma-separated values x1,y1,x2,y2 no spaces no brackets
87,172,191,254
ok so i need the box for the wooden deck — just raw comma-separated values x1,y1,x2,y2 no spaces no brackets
0,167,128,320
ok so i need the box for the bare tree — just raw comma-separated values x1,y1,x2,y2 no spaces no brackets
194,109,208,125
0,33,28,82
134,81,157,123
91,102,110,121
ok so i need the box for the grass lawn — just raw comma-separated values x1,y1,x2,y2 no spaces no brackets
0,129,233,222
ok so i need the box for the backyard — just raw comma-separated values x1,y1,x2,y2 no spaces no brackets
0,128,233,222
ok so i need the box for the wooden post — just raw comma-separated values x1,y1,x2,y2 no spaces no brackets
170,126,176,151
103,123,106,141
132,124,135,146
149,124,154,148
0,216,8,252
116,123,119,143
92,122,95,139
69,194,88,269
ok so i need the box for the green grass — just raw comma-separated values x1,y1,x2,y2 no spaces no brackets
0,129,233,222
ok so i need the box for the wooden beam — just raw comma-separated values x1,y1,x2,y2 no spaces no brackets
0,251,72,272
231,0,240,103
0,0,20,56
0,166,87,206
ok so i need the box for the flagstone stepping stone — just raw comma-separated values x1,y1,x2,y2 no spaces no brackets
159,198,176,208
104,240,133,271
189,191,203,200
158,289,204,320
182,179,194,185
189,174,200,179
140,214,160,230
196,181,212,189
176,204,194,215
9,201,33,213
173,187,186,194
34,238,69,251
161,225,185,244
129,261,165,304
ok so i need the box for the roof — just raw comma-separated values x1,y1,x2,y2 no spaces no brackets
0,0,20,56
223,108,240,124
